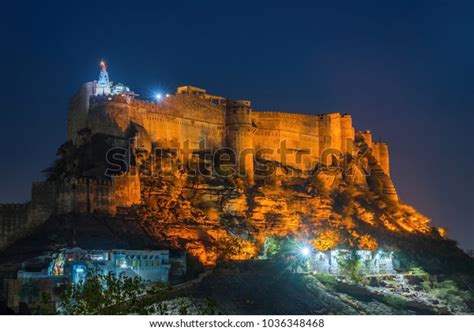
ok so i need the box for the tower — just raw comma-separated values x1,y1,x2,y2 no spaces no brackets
225,100,255,183
94,61,111,96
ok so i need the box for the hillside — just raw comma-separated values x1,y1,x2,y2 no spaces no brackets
180,260,472,315
34,130,472,273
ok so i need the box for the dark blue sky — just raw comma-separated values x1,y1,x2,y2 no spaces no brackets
0,0,472,248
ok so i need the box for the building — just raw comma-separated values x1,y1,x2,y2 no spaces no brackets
308,249,395,275
93,61,137,97
4,247,177,312
46,247,171,284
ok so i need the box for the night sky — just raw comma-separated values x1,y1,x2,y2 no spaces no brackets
0,1,472,248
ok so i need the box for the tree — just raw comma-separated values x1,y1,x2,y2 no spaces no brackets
337,251,363,284
262,236,299,259
60,272,170,315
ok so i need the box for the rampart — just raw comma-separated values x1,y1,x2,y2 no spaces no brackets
67,84,391,179
0,203,30,249
0,174,141,250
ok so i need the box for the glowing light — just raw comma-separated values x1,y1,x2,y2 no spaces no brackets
301,247,311,257
166,94,170,97
155,93,162,100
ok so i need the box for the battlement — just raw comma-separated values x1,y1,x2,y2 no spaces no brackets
255,110,340,118
32,181,54,187
58,177,114,186
0,203,28,209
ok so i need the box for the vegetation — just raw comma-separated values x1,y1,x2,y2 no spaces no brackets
429,280,471,312
419,277,472,313
262,236,299,258
152,297,220,315
336,250,364,284
382,294,409,309
60,272,171,315
313,273,338,289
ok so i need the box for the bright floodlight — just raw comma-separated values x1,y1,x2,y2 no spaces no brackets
155,93,162,100
301,247,310,256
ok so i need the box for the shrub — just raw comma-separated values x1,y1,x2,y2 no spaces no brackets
262,236,298,259
429,280,471,312
337,251,364,284
314,273,337,288
60,272,170,315
382,294,408,309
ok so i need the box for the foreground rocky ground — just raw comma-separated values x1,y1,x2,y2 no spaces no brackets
161,260,473,315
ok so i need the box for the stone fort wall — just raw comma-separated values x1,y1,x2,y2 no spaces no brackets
252,111,355,169
0,204,30,250
71,84,388,175
0,175,141,250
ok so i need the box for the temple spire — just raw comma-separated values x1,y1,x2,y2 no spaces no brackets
95,60,111,95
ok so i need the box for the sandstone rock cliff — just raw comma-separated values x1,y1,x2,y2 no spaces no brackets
40,133,432,267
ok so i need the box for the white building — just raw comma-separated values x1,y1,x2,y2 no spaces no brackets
310,249,395,275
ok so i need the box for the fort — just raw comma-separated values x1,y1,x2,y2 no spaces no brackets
69,63,391,177
0,62,398,250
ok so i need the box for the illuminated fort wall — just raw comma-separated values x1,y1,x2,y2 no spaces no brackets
0,175,140,249
69,84,376,174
